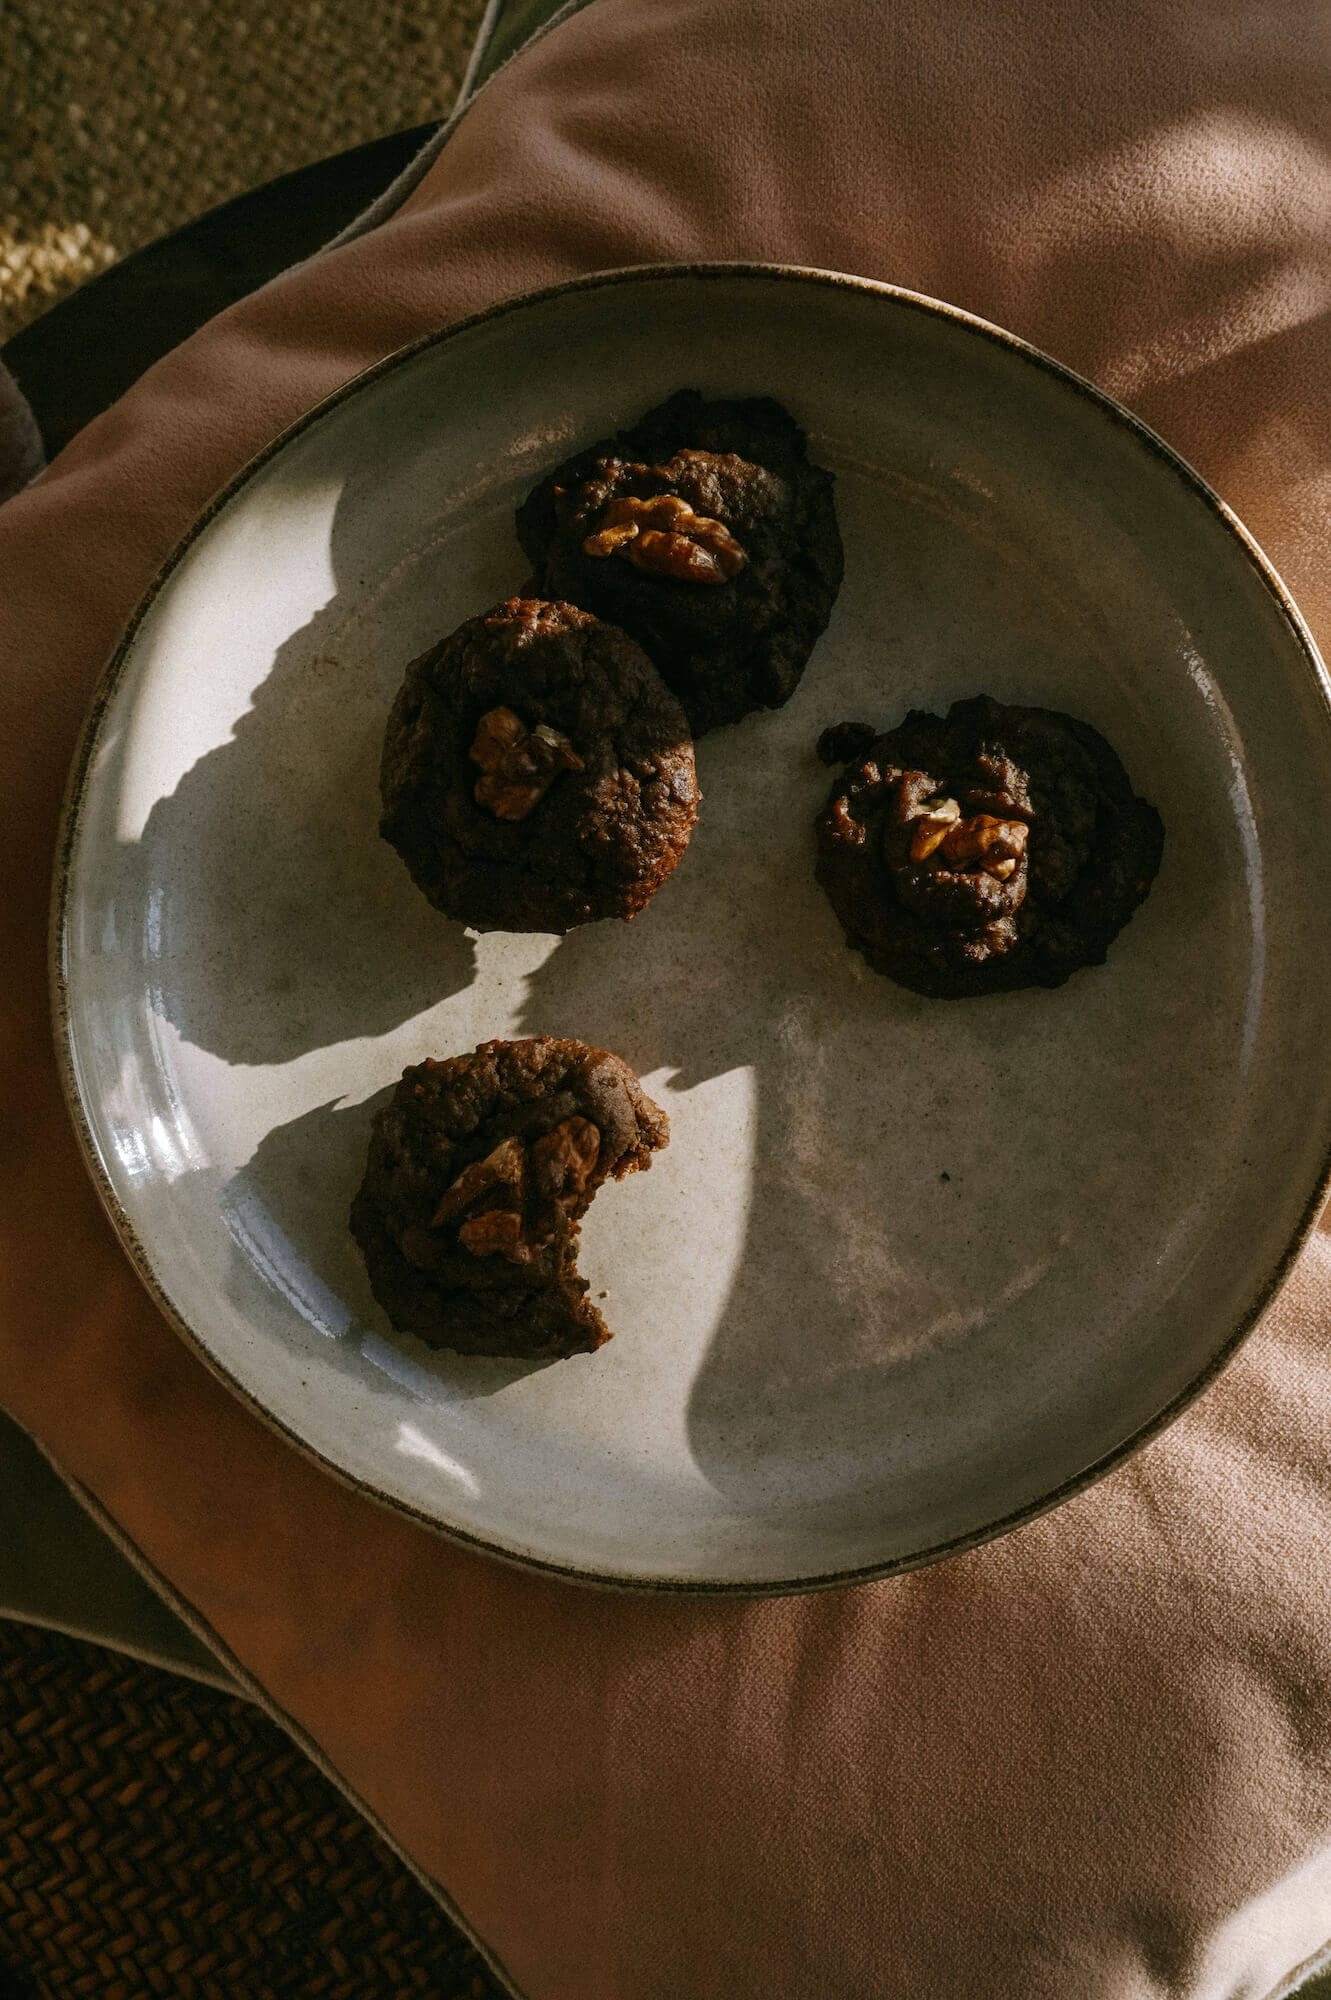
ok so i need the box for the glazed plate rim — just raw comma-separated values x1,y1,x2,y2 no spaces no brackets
49,260,1331,1596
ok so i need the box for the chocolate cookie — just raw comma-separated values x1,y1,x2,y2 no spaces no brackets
815,695,1163,998
350,1037,669,1359
515,389,844,736
379,597,699,933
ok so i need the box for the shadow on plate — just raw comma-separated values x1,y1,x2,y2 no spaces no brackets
517,717,969,1509
129,461,483,1067
221,1089,558,1402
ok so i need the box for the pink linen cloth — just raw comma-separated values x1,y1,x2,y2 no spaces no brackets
5,2,1331,1994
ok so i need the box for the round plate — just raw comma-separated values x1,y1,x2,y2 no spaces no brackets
53,265,1331,1593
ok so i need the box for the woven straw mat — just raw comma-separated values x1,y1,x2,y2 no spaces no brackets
1,0,486,343
0,1619,507,1998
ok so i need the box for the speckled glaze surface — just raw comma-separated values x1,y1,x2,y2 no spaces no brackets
53,267,1331,1592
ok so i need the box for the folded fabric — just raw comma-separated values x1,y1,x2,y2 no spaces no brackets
0,356,43,503
5,2,1331,1995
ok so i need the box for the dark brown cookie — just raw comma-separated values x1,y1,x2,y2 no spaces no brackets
350,1037,669,1359
379,597,699,933
815,694,1163,998
516,389,844,736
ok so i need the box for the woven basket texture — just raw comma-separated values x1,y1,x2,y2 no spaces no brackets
0,1620,506,1999
1,0,485,340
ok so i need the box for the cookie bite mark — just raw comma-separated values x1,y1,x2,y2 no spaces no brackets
517,390,844,736
379,597,699,933
350,1037,670,1359
815,694,1163,998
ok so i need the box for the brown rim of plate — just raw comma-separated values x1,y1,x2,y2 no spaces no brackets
47,261,1331,1598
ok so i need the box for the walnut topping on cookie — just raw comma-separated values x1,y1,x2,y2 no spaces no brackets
517,390,843,736
469,704,584,821
420,1116,603,1270
815,695,1163,998
582,492,748,584
379,598,699,933
351,1038,669,1359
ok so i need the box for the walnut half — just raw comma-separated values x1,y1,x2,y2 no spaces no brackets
908,797,1029,879
530,1116,600,1201
429,1135,525,1227
469,705,584,821
582,493,747,585
424,1118,603,1269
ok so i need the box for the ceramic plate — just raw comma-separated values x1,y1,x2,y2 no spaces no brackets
53,266,1331,1593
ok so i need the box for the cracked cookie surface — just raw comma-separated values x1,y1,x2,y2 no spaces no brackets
350,1037,670,1358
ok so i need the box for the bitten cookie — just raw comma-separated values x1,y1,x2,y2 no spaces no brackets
350,1037,670,1359
516,389,844,736
815,695,1163,998
379,597,699,933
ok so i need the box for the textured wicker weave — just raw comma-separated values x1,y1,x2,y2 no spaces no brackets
1,0,486,339
0,1620,506,1999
